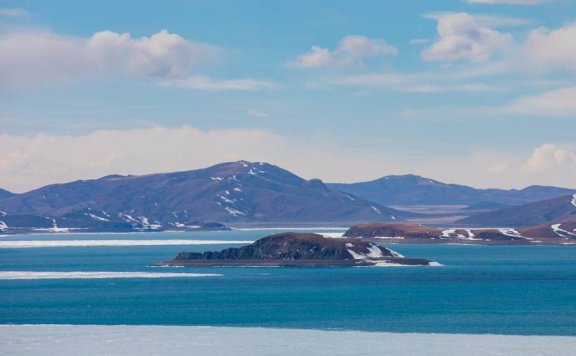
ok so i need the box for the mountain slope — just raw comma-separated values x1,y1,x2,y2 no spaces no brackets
0,161,407,225
0,188,13,199
328,175,574,206
458,194,576,227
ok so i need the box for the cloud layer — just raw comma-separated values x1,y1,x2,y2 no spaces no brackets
0,29,219,89
293,35,398,69
423,13,512,62
0,127,574,192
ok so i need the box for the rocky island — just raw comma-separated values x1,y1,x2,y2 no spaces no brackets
160,232,435,267
344,220,576,244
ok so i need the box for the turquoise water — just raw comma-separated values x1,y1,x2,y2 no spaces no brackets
1,230,576,335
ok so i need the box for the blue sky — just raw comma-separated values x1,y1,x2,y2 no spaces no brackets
0,0,575,192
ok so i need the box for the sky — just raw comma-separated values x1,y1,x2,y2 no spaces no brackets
1,0,575,192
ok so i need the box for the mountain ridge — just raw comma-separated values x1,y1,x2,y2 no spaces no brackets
0,161,406,229
458,194,576,227
328,174,574,206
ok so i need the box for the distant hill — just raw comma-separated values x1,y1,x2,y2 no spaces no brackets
458,194,576,227
0,161,407,228
343,219,576,242
328,175,574,206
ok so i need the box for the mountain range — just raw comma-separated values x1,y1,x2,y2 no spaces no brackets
0,161,402,233
328,174,574,206
0,160,574,234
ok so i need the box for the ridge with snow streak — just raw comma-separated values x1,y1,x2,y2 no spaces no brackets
0,161,410,232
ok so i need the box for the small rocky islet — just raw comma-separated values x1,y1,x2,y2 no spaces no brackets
160,232,435,267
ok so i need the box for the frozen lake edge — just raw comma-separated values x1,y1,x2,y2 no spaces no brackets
1,325,575,356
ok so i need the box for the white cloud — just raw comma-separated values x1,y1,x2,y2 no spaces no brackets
292,35,398,69
0,127,282,192
247,109,269,118
522,23,576,72
159,76,276,91
1,127,574,192
0,8,28,17
506,87,576,117
423,13,512,63
0,29,220,89
464,0,545,4
521,144,576,173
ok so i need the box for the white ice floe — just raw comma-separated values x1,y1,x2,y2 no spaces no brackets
0,271,221,280
551,224,576,238
1,325,574,356
0,240,254,248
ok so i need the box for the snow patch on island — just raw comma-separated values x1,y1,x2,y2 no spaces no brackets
551,224,576,238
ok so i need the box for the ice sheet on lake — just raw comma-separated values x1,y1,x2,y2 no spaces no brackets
0,325,574,356
0,272,222,280
0,240,254,248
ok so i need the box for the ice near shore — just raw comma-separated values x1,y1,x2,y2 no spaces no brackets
0,325,574,356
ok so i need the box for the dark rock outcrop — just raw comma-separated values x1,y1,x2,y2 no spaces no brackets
162,232,434,267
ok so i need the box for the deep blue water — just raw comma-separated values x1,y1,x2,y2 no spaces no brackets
1,230,576,335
